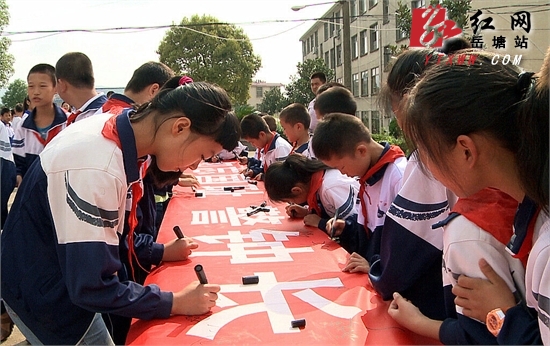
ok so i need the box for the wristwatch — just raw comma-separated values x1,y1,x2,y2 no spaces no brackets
486,308,506,337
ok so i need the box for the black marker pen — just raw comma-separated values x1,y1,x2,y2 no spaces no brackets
173,226,185,239
194,264,208,284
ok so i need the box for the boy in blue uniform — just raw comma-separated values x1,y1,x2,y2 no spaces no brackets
12,64,66,186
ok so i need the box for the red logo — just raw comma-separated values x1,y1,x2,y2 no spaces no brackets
410,5,463,48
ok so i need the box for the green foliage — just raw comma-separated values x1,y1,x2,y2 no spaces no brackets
285,58,334,106
372,133,409,156
395,1,412,38
233,103,256,121
1,79,26,108
257,87,288,115
388,117,402,138
0,0,14,88
157,15,261,104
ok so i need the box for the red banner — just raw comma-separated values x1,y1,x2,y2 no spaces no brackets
127,161,439,345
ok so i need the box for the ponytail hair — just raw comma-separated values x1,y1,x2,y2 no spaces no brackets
516,48,549,211
264,154,328,202
129,76,240,150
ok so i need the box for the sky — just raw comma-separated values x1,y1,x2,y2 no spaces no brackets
4,0,334,88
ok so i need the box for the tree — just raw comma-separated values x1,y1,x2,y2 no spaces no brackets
233,103,256,121
0,0,14,88
285,58,334,106
157,15,261,104
257,87,287,115
2,79,26,108
394,0,472,48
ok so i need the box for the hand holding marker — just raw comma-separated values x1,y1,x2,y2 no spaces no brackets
330,207,339,240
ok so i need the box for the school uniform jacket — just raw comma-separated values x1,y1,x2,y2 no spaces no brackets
338,143,406,262
435,188,523,344
1,113,172,345
67,93,108,124
368,154,455,320
11,104,67,178
262,133,292,171
497,198,549,345
310,169,359,232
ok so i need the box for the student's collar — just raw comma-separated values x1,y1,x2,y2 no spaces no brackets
507,195,539,266
263,131,279,153
108,93,135,107
78,93,109,113
22,104,67,131
360,142,404,186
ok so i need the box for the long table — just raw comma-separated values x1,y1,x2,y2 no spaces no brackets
126,161,439,345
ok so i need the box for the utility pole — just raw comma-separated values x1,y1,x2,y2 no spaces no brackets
341,0,352,89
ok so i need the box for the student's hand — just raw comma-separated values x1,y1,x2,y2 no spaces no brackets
180,173,197,180
178,177,200,189
286,204,308,219
452,258,516,322
162,238,199,262
16,174,22,187
388,292,442,339
254,173,263,181
238,156,248,165
210,155,220,163
304,214,321,227
325,218,345,237
171,281,221,316
240,168,253,177
342,252,370,273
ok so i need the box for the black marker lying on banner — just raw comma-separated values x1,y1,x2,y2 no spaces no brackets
224,186,245,192
247,201,270,216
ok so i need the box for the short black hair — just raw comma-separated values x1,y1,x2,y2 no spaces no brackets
314,86,357,116
14,103,23,113
28,63,56,86
241,113,270,139
310,72,327,83
279,103,310,128
312,113,371,160
262,114,277,132
1,107,10,115
55,52,95,89
124,62,174,94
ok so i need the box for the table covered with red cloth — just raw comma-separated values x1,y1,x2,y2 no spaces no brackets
126,161,439,345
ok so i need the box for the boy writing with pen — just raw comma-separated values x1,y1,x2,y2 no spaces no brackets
312,112,406,264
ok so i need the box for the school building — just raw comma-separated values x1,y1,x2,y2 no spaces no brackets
248,81,285,109
297,0,549,133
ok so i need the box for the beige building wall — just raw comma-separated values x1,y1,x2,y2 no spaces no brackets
298,0,549,133
248,81,284,109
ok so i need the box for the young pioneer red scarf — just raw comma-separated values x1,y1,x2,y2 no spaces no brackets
306,170,325,215
263,132,278,173
358,145,405,234
101,114,148,279
32,125,64,146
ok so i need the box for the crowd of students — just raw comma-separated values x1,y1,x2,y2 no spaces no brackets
0,40,548,345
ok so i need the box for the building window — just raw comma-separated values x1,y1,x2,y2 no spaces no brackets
411,0,425,8
351,35,358,59
369,0,378,8
334,10,340,26
384,45,392,70
361,71,368,96
325,51,330,67
396,27,408,41
330,48,336,69
256,87,263,98
360,111,369,126
370,23,379,51
359,0,366,13
352,73,359,96
336,44,342,66
302,41,306,57
359,30,367,55
371,67,380,95
314,32,318,47
350,0,357,19
371,111,380,134
324,22,329,41
330,16,335,36
383,0,389,24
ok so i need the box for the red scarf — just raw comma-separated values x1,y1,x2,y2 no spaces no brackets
66,110,82,126
263,132,277,173
101,114,147,279
514,208,539,267
101,97,132,116
306,171,325,215
358,145,405,233
32,125,63,146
